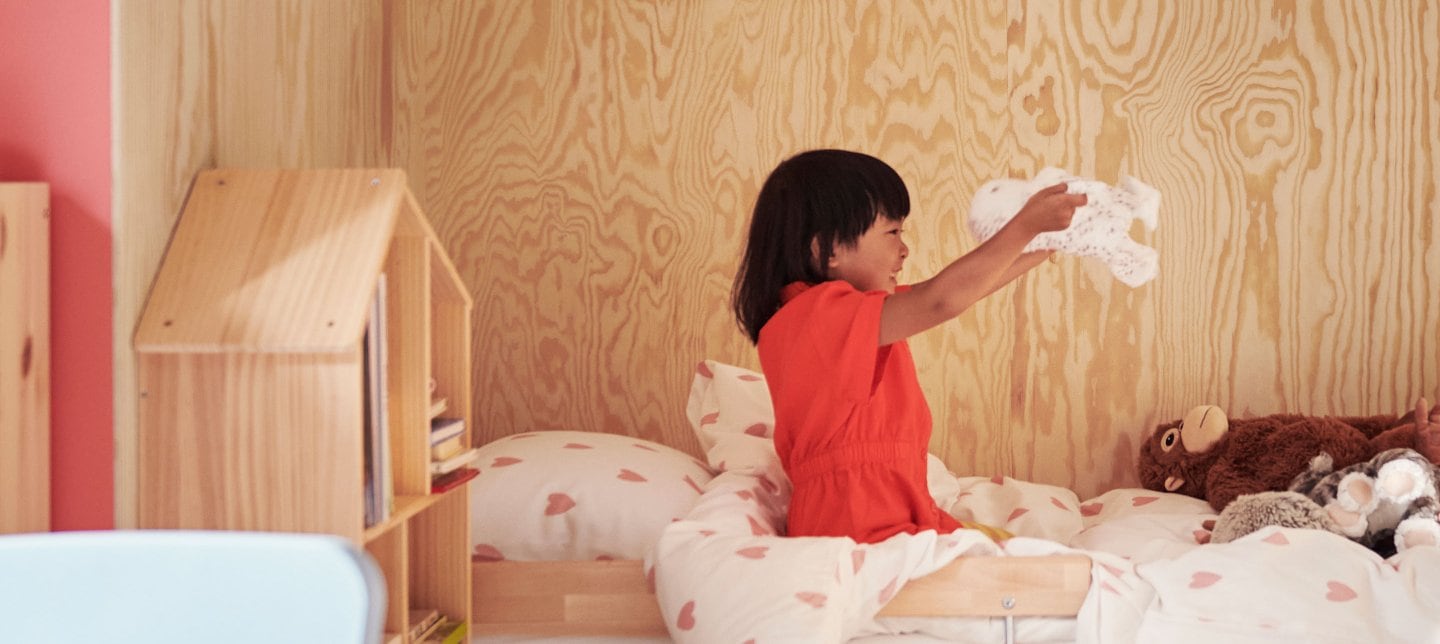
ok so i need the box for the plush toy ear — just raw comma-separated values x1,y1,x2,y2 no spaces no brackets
1180,405,1228,453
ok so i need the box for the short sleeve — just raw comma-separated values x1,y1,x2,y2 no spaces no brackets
759,281,888,404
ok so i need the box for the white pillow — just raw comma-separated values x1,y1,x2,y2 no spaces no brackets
686,360,774,449
469,430,713,562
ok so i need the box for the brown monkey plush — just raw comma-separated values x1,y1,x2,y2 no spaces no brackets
1138,398,1440,513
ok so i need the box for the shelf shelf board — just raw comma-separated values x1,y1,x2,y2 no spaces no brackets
361,484,469,544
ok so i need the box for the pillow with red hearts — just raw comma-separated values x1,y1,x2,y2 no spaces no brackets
469,430,713,562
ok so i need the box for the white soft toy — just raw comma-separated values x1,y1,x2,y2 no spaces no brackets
968,166,1161,287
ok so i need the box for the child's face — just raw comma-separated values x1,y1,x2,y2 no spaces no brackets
827,215,908,293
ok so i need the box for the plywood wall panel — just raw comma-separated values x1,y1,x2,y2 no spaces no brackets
116,1,1437,506
387,1,1438,498
114,0,383,526
388,2,1019,456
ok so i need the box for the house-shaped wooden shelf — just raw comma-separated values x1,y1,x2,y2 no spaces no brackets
135,168,473,637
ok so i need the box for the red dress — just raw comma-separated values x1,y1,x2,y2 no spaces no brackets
758,280,962,543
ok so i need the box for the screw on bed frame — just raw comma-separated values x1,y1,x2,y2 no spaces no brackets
1001,596,1015,609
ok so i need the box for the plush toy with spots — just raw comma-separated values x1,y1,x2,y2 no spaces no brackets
967,166,1161,287
1289,447,1440,557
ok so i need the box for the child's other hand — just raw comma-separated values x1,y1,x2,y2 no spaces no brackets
1012,183,1086,237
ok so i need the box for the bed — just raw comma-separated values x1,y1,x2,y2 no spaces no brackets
465,360,1440,643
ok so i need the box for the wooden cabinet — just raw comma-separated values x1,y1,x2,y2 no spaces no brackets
135,169,472,641
0,183,50,535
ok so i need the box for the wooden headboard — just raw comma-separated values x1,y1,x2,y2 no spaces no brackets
0,183,50,533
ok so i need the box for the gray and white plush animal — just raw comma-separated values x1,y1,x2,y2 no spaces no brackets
1289,447,1440,557
968,167,1160,287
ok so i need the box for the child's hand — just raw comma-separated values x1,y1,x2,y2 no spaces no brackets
1011,183,1086,237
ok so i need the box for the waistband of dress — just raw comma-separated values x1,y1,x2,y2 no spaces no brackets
787,441,925,483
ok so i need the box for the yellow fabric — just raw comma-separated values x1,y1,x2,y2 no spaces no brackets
954,519,1013,542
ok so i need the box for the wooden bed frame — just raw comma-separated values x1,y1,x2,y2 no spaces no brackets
473,554,1092,638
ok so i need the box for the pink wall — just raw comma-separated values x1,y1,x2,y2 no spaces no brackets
0,1,114,530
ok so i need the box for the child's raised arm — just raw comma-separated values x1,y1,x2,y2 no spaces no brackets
878,183,1085,345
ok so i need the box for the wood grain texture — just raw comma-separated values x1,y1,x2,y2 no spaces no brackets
134,169,404,353
135,352,365,542
0,184,50,533
387,0,1438,499
114,0,384,526
117,1,1438,504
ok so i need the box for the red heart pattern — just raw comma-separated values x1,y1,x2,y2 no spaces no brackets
795,592,827,608
618,468,648,482
747,515,767,535
736,546,768,559
472,544,504,562
1080,502,1103,516
683,475,704,494
1132,496,1158,507
744,423,769,437
878,577,899,604
1007,508,1030,522
1189,571,1221,589
695,362,714,378
757,475,778,494
1326,581,1357,602
852,550,866,574
562,442,592,449
491,456,522,467
1262,531,1289,545
677,600,696,630
544,493,576,516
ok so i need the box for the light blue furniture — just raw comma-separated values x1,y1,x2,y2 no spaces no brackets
0,530,386,643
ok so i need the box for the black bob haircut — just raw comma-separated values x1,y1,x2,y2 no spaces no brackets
731,149,911,344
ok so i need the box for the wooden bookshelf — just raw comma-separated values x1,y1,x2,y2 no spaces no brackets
134,169,473,641
0,183,50,535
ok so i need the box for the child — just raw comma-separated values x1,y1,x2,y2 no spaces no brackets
731,149,1085,543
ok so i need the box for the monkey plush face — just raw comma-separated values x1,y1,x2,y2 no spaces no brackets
1137,405,1230,500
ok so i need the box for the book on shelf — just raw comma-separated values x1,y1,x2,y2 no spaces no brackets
428,396,447,419
431,434,465,461
407,608,441,642
362,273,392,527
420,619,467,644
429,447,479,476
430,417,464,444
430,467,478,494
412,612,448,642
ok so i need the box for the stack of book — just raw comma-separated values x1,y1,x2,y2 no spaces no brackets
429,416,478,492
